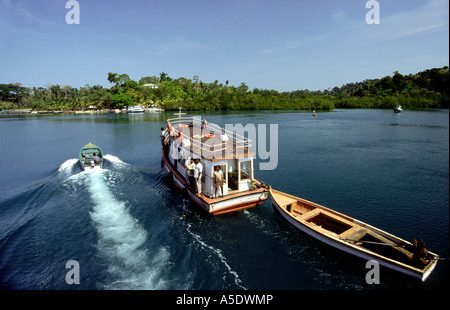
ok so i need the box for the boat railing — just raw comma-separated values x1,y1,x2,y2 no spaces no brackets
167,116,253,158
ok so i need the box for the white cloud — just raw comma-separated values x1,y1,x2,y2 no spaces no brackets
370,0,447,41
1,0,67,30
259,0,448,56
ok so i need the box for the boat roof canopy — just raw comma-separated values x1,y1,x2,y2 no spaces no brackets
167,116,255,160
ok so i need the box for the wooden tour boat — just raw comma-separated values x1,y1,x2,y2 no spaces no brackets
79,142,103,170
269,189,439,281
161,115,269,215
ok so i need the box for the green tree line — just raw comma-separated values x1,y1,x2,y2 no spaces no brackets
1,67,448,111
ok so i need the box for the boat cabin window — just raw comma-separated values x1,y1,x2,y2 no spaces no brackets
240,160,252,181
228,170,239,191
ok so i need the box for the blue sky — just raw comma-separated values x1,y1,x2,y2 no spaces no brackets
0,0,448,91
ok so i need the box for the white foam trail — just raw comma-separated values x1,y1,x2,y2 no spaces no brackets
58,158,78,174
186,223,247,290
86,169,168,289
103,154,129,168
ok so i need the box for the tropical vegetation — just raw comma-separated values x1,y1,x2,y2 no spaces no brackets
1,67,448,111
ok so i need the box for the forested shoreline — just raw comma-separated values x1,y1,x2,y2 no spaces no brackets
1,67,448,112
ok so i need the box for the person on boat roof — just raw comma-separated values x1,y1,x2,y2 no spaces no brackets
205,131,215,138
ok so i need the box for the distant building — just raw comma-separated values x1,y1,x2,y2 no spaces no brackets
143,83,159,89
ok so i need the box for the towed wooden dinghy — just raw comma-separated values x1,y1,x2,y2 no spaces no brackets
269,189,439,281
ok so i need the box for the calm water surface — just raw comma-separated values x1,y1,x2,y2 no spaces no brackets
0,109,448,290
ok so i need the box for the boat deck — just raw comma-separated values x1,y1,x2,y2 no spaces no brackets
167,117,255,161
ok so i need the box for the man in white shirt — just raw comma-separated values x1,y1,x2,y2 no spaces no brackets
185,158,196,186
193,159,203,194
213,165,224,198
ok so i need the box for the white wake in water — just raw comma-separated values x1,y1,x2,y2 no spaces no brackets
103,154,129,168
57,155,128,176
57,158,78,175
186,223,247,290
85,169,169,289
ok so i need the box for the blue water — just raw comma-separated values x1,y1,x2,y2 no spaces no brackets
0,109,448,290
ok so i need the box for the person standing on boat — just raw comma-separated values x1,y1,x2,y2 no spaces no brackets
213,165,224,198
185,158,196,187
194,158,203,194
160,127,165,147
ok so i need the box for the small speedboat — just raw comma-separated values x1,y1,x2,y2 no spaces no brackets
394,105,403,113
79,142,103,170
